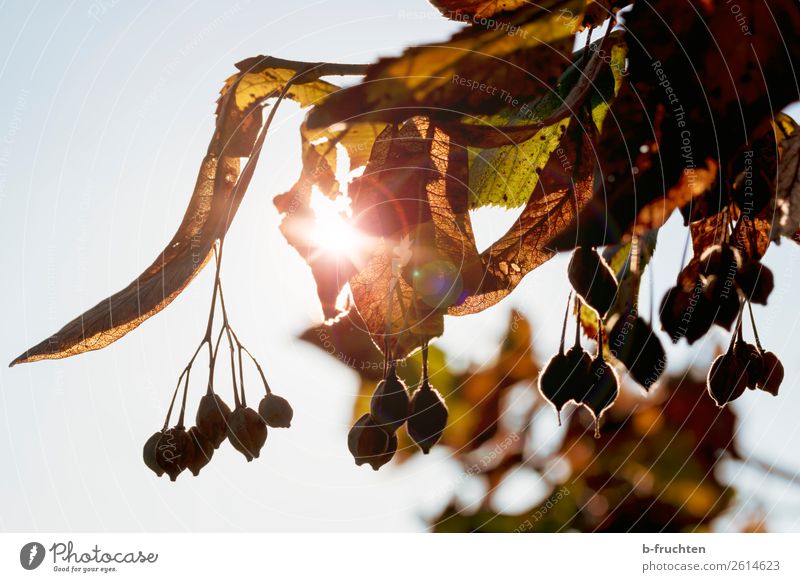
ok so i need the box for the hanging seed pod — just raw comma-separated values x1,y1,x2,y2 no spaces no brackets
707,334,749,407
734,340,763,390
258,392,294,428
370,365,410,433
226,406,268,462
608,311,666,390
735,261,774,305
582,327,619,437
155,427,194,481
564,344,593,397
699,244,741,279
703,276,741,331
757,351,784,396
347,413,391,468
539,353,575,424
564,302,594,407
143,431,165,477
539,294,587,423
186,426,214,476
407,381,448,454
659,285,714,344
196,391,232,449
368,431,398,471
567,246,618,317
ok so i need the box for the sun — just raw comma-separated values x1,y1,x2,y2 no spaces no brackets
309,188,366,259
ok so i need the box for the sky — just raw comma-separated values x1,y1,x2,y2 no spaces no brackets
1,0,800,533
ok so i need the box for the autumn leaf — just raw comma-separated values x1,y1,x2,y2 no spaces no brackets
12,61,349,365
429,0,531,20
467,34,626,209
308,0,584,128
346,117,482,358
299,311,387,381
450,115,596,316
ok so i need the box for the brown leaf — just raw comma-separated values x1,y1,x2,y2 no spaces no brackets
429,0,531,20
12,153,241,365
308,0,582,128
346,117,479,357
298,311,386,381
451,115,595,315
274,142,356,321
690,208,728,258
13,62,333,365
429,29,620,149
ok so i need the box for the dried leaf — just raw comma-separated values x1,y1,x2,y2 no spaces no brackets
308,1,583,128
13,63,333,365
12,153,240,365
451,116,596,315
429,0,531,20
346,117,481,357
467,35,625,209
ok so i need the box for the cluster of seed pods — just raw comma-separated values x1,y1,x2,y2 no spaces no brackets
660,243,774,343
143,360,294,481
538,247,625,435
539,242,784,433
707,305,784,406
142,253,294,481
348,344,448,470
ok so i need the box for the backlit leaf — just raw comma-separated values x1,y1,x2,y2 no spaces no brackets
308,1,583,128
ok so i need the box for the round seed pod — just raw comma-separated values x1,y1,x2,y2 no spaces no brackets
226,406,267,462
143,431,165,477
370,366,410,433
608,312,666,390
407,381,448,454
347,413,390,468
734,341,763,390
155,427,193,481
568,246,619,317
735,261,774,305
258,393,293,428
704,277,741,331
186,426,214,476
583,358,619,422
699,244,741,278
368,431,398,471
538,353,574,423
582,330,619,436
563,345,593,400
757,351,784,396
659,285,714,344
196,392,232,449
707,350,748,407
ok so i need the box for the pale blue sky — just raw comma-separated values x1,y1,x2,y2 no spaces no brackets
1,0,799,532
